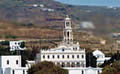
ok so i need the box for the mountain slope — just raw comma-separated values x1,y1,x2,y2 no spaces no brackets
0,0,120,35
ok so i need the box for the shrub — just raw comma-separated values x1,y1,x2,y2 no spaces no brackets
28,61,68,74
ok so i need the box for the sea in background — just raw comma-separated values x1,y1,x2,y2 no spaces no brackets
55,0,120,7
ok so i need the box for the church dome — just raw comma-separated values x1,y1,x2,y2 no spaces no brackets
65,15,71,20
93,50,105,58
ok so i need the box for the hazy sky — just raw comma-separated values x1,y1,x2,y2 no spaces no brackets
56,0,120,7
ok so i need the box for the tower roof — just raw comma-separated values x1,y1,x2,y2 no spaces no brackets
93,50,105,57
65,15,71,20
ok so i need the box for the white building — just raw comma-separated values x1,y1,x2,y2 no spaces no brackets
0,55,28,74
93,50,111,66
10,41,25,51
37,15,86,67
26,60,35,68
36,16,102,74
66,67,102,74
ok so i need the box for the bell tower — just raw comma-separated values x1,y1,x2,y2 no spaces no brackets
63,15,73,44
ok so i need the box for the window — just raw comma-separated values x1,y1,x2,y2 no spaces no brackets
72,55,74,58
62,55,64,58
23,70,25,74
18,43,21,45
82,70,84,74
73,48,77,50
52,55,55,59
71,62,75,67
67,32,70,37
82,55,84,58
98,70,100,74
77,62,80,67
73,48,75,50
43,55,45,59
67,62,70,67
16,60,18,64
47,55,50,59
62,48,64,51
13,70,15,74
67,55,69,58
7,60,9,65
81,62,84,67
76,48,77,50
77,55,79,58
62,62,65,67
57,55,59,59
66,22,70,26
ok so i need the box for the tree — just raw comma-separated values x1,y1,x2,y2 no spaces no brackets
101,52,120,67
0,41,9,45
101,61,120,74
86,52,97,67
28,61,68,74
0,46,11,55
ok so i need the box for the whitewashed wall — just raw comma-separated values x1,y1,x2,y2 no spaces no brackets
0,56,21,68
65,67,102,74
0,56,28,74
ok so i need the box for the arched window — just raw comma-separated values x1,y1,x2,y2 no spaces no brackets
62,62,65,67
23,70,25,74
57,55,59,59
43,55,45,59
16,60,18,64
82,70,84,74
62,48,64,51
77,62,80,67
82,55,84,58
72,55,74,59
67,55,69,58
98,70,100,74
71,62,75,67
67,32,70,37
47,55,50,59
62,55,64,59
81,62,84,67
7,60,9,65
52,55,55,59
13,70,15,74
67,62,70,67
77,55,79,58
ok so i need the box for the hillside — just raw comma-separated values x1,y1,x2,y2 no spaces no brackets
0,0,120,54
0,0,120,35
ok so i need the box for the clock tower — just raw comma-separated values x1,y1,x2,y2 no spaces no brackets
63,15,73,44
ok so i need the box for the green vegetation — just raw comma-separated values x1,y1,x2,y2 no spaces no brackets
0,41,9,45
28,61,68,74
4,34,18,39
0,46,10,55
101,61,120,74
101,52,120,67
0,41,38,66
0,0,120,35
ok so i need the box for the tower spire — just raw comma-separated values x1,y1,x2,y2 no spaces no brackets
63,15,73,44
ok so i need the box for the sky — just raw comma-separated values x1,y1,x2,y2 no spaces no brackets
56,0,120,7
